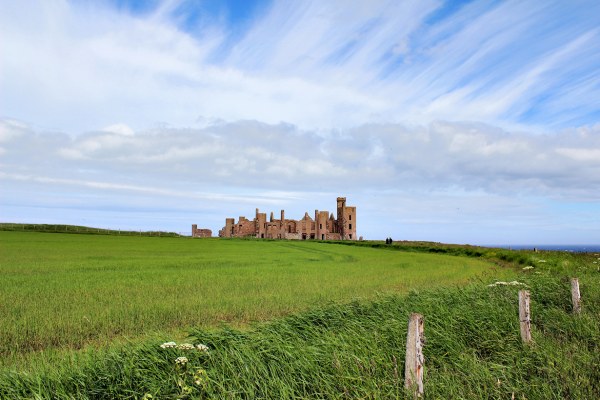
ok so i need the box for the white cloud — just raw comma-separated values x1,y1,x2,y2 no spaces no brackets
2,1,599,133
2,118,599,201
103,123,135,136
1,1,599,243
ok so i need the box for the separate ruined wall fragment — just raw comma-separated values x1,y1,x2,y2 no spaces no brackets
191,224,212,238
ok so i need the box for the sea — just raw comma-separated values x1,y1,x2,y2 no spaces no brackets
489,245,600,253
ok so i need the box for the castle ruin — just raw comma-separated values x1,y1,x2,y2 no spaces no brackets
191,225,212,238
217,197,356,240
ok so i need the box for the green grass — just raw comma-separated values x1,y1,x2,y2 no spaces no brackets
1,249,598,399
0,232,506,363
0,223,181,237
3,230,597,398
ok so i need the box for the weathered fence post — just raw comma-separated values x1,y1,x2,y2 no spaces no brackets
405,313,424,397
518,290,532,343
571,278,581,314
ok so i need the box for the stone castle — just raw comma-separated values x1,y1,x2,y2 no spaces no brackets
216,197,356,240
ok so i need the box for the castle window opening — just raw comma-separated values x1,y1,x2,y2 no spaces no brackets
349,224,352,229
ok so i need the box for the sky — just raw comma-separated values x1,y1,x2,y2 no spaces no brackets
1,0,599,245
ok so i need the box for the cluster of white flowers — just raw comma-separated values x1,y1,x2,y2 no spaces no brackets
196,344,209,352
487,281,528,287
175,356,188,365
536,259,547,263
522,266,534,270
160,341,210,352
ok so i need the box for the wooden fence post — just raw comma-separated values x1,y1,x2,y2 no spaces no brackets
405,313,424,397
518,290,532,343
571,278,581,314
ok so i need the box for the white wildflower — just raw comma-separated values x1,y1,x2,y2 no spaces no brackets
177,343,195,350
160,341,177,349
536,260,546,263
196,344,209,352
522,266,534,270
175,356,188,365
488,281,528,288
508,281,526,286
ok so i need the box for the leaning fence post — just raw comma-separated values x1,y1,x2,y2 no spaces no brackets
571,278,581,314
405,313,424,397
518,290,532,343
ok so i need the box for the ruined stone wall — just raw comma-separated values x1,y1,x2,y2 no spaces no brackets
218,196,357,240
194,229,212,238
266,221,280,239
231,217,256,237
192,224,213,238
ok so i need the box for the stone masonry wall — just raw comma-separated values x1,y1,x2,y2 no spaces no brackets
218,196,356,240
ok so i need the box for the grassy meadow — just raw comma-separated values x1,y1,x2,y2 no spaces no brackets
2,230,598,398
0,231,507,364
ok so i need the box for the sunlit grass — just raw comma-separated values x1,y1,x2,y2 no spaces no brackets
0,232,508,362
1,252,598,399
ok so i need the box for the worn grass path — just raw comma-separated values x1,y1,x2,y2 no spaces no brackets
0,231,509,361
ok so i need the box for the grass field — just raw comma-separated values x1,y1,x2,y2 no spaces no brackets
1,235,598,399
0,231,509,363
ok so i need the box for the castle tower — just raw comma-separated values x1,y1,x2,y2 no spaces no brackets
344,206,356,240
224,218,235,237
337,197,346,238
316,210,329,240
256,208,266,238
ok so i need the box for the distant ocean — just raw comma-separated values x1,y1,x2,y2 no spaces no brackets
489,245,600,253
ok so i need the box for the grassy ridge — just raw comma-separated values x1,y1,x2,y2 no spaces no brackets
1,251,598,399
0,223,181,237
1,232,504,361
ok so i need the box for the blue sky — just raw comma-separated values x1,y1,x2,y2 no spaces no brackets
1,0,599,244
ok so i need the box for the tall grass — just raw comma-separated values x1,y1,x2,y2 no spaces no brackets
1,250,598,399
1,232,504,362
